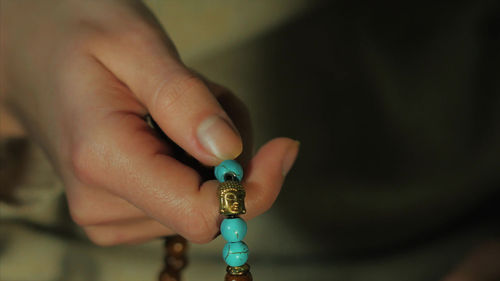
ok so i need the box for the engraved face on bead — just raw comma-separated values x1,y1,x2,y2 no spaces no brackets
218,181,246,215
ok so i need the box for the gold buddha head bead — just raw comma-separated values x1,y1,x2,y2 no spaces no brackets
218,180,246,215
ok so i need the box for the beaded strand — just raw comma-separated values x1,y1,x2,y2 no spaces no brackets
159,235,188,281
215,160,253,281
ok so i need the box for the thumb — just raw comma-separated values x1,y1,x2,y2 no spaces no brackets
92,20,242,165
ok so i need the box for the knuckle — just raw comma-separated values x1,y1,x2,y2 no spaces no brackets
70,142,98,186
173,73,206,95
153,73,206,113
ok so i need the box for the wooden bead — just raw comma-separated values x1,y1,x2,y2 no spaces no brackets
165,235,188,257
160,235,188,281
165,256,187,271
224,272,253,281
159,271,180,281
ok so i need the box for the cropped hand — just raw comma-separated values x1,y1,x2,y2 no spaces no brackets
0,0,299,245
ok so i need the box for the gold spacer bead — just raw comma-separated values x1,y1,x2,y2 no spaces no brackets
226,263,250,275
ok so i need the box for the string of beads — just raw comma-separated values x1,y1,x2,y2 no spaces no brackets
215,160,253,281
159,235,188,281
158,159,253,281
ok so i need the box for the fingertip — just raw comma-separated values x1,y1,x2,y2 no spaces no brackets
282,140,300,177
197,115,243,165
247,137,299,178
243,137,300,218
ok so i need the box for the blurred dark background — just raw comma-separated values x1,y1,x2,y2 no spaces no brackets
192,0,500,279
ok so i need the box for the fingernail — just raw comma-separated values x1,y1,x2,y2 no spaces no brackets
197,115,243,160
282,140,300,177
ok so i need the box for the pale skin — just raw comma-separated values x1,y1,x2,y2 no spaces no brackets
0,0,299,245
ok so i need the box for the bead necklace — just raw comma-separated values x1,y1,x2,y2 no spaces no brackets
159,159,252,281
147,115,252,280
215,160,252,281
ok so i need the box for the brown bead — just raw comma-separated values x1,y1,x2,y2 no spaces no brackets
160,235,188,281
224,272,253,281
165,235,188,256
165,256,187,271
159,271,180,281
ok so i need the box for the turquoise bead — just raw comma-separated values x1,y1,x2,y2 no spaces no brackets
215,160,243,182
222,241,248,267
221,218,247,242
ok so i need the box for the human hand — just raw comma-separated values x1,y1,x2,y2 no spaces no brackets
0,0,299,245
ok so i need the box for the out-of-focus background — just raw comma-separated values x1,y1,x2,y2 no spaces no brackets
1,1,499,280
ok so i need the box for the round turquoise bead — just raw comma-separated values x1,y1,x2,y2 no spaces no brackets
222,241,248,267
221,218,247,242
215,160,243,182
